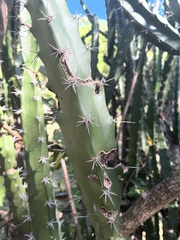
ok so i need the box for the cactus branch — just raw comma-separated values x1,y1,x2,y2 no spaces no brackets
116,40,147,143
118,0,180,55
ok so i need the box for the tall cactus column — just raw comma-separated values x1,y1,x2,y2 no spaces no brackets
23,0,123,238
21,69,61,240
20,7,61,239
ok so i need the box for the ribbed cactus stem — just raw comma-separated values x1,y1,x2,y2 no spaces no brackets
118,0,180,55
24,0,123,238
0,134,31,234
21,69,61,239
20,6,61,239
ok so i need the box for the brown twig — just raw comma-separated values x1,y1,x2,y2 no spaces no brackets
116,41,147,144
60,158,82,240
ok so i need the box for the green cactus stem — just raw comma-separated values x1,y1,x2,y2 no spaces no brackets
0,133,31,235
23,0,123,238
20,7,61,239
118,0,180,55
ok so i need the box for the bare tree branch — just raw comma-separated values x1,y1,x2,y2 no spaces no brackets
120,168,180,237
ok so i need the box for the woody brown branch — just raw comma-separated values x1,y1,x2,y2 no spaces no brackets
120,168,180,237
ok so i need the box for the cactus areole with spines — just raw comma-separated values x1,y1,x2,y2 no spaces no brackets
23,0,123,238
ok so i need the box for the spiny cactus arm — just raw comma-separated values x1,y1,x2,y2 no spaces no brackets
0,134,31,234
158,57,176,112
79,0,99,79
104,0,135,105
20,7,61,239
21,69,61,239
172,57,180,145
105,0,118,61
153,51,172,179
24,0,123,238
127,63,143,167
118,0,180,55
155,115,172,178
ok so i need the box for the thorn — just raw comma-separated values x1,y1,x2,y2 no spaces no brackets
17,167,24,173
1,106,8,111
141,29,148,34
33,95,41,101
121,120,135,124
24,233,36,240
13,109,23,115
36,115,43,122
46,219,57,229
84,45,103,53
19,192,27,201
71,13,82,21
50,162,56,168
100,189,117,205
23,182,28,189
107,217,119,234
51,178,58,188
76,114,99,134
86,156,102,170
37,9,53,23
44,198,56,208
41,176,51,185
48,43,70,59
76,215,88,219
31,78,39,85
37,136,46,142
14,74,23,80
63,77,78,93
72,195,82,203
100,206,119,233
22,214,32,223
38,156,49,164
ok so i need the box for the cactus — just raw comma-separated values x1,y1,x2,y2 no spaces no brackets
0,129,31,236
0,0,180,239
118,0,180,55
22,0,124,238
19,7,62,239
